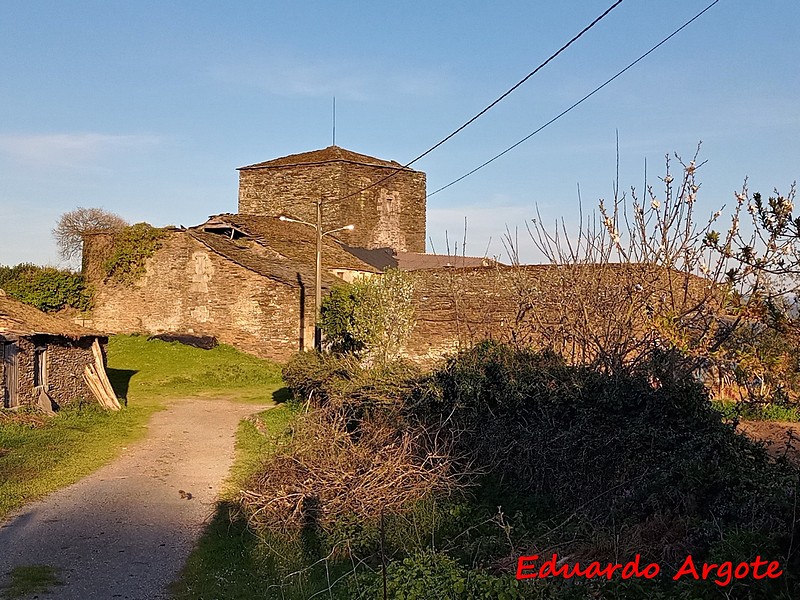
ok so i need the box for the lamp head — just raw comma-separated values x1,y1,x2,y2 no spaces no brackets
344,224,355,231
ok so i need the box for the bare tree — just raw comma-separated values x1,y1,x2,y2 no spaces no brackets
510,145,799,389
53,207,128,263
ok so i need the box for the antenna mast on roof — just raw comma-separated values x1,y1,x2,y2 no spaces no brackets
332,96,336,146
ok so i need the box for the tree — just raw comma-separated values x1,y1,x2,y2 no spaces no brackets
52,207,128,263
512,145,799,393
320,269,416,364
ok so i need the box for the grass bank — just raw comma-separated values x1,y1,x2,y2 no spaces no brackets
0,334,284,520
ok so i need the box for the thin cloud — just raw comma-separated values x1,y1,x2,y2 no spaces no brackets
211,56,448,101
0,133,161,168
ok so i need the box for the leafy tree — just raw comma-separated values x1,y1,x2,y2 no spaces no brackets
320,269,415,364
52,207,127,264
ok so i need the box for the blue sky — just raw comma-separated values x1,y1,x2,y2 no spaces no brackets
1,0,798,266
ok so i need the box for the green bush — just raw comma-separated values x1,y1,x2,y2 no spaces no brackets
103,222,165,283
345,550,528,600
246,342,800,598
319,269,415,364
0,263,91,312
411,342,798,562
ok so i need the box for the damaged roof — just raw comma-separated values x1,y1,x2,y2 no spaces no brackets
395,252,498,271
237,145,417,172
188,231,341,291
196,214,380,273
0,293,104,340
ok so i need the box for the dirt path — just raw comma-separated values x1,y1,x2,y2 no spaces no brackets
0,398,269,600
738,420,800,469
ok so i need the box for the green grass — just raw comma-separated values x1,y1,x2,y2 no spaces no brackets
712,398,800,422
0,402,155,519
0,334,285,520
1,564,63,599
107,334,285,404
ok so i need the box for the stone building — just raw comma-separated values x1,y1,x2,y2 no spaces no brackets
238,146,426,253
1,292,108,409
83,145,505,363
84,219,380,362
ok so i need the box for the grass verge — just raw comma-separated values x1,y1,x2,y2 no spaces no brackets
0,334,284,521
712,398,800,422
107,334,285,404
1,564,63,599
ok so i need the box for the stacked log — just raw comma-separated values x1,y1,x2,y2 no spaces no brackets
82,339,121,410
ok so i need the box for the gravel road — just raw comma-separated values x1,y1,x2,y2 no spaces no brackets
0,398,269,600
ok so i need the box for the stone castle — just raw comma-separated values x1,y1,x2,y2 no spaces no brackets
83,146,496,362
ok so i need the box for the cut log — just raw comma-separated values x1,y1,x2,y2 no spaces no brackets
83,363,120,411
89,339,121,410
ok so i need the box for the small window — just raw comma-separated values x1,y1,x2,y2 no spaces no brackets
34,346,47,388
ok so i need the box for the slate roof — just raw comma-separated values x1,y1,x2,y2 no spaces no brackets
339,245,398,271
0,293,103,340
188,231,341,291
196,214,380,273
342,248,499,272
238,145,416,172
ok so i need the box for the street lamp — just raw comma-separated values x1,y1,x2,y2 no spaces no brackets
279,198,354,350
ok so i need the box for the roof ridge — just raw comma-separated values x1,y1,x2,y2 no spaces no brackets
238,146,414,171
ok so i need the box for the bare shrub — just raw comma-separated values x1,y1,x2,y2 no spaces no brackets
510,146,799,387
239,404,470,535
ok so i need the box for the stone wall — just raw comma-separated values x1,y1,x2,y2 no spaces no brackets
403,264,713,365
403,267,514,364
42,337,98,408
238,162,426,253
81,231,116,285
2,336,99,409
88,231,313,362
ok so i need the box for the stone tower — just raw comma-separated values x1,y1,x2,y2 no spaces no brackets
237,146,426,253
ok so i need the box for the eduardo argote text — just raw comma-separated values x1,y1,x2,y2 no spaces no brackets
516,553,783,587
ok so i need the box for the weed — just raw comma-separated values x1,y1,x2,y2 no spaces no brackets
1,564,63,599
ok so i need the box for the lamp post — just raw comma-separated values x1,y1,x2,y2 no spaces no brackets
279,199,354,350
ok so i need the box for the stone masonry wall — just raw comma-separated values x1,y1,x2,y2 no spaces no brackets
43,337,98,408
4,336,98,409
404,264,711,366
88,232,310,362
238,162,426,253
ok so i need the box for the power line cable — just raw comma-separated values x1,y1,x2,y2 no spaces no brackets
427,0,721,198
338,0,625,201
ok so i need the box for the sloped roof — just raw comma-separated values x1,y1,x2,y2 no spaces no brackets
395,252,498,271
188,231,341,291
238,145,416,172
196,214,380,273
0,293,103,339
339,245,398,271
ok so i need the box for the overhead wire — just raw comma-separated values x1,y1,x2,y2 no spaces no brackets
337,0,626,201
427,0,722,198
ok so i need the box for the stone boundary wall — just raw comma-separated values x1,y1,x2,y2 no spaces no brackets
404,264,713,365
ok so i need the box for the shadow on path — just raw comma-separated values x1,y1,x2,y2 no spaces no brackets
0,398,269,600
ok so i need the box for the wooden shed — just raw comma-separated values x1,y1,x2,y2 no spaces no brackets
0,291,114,411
